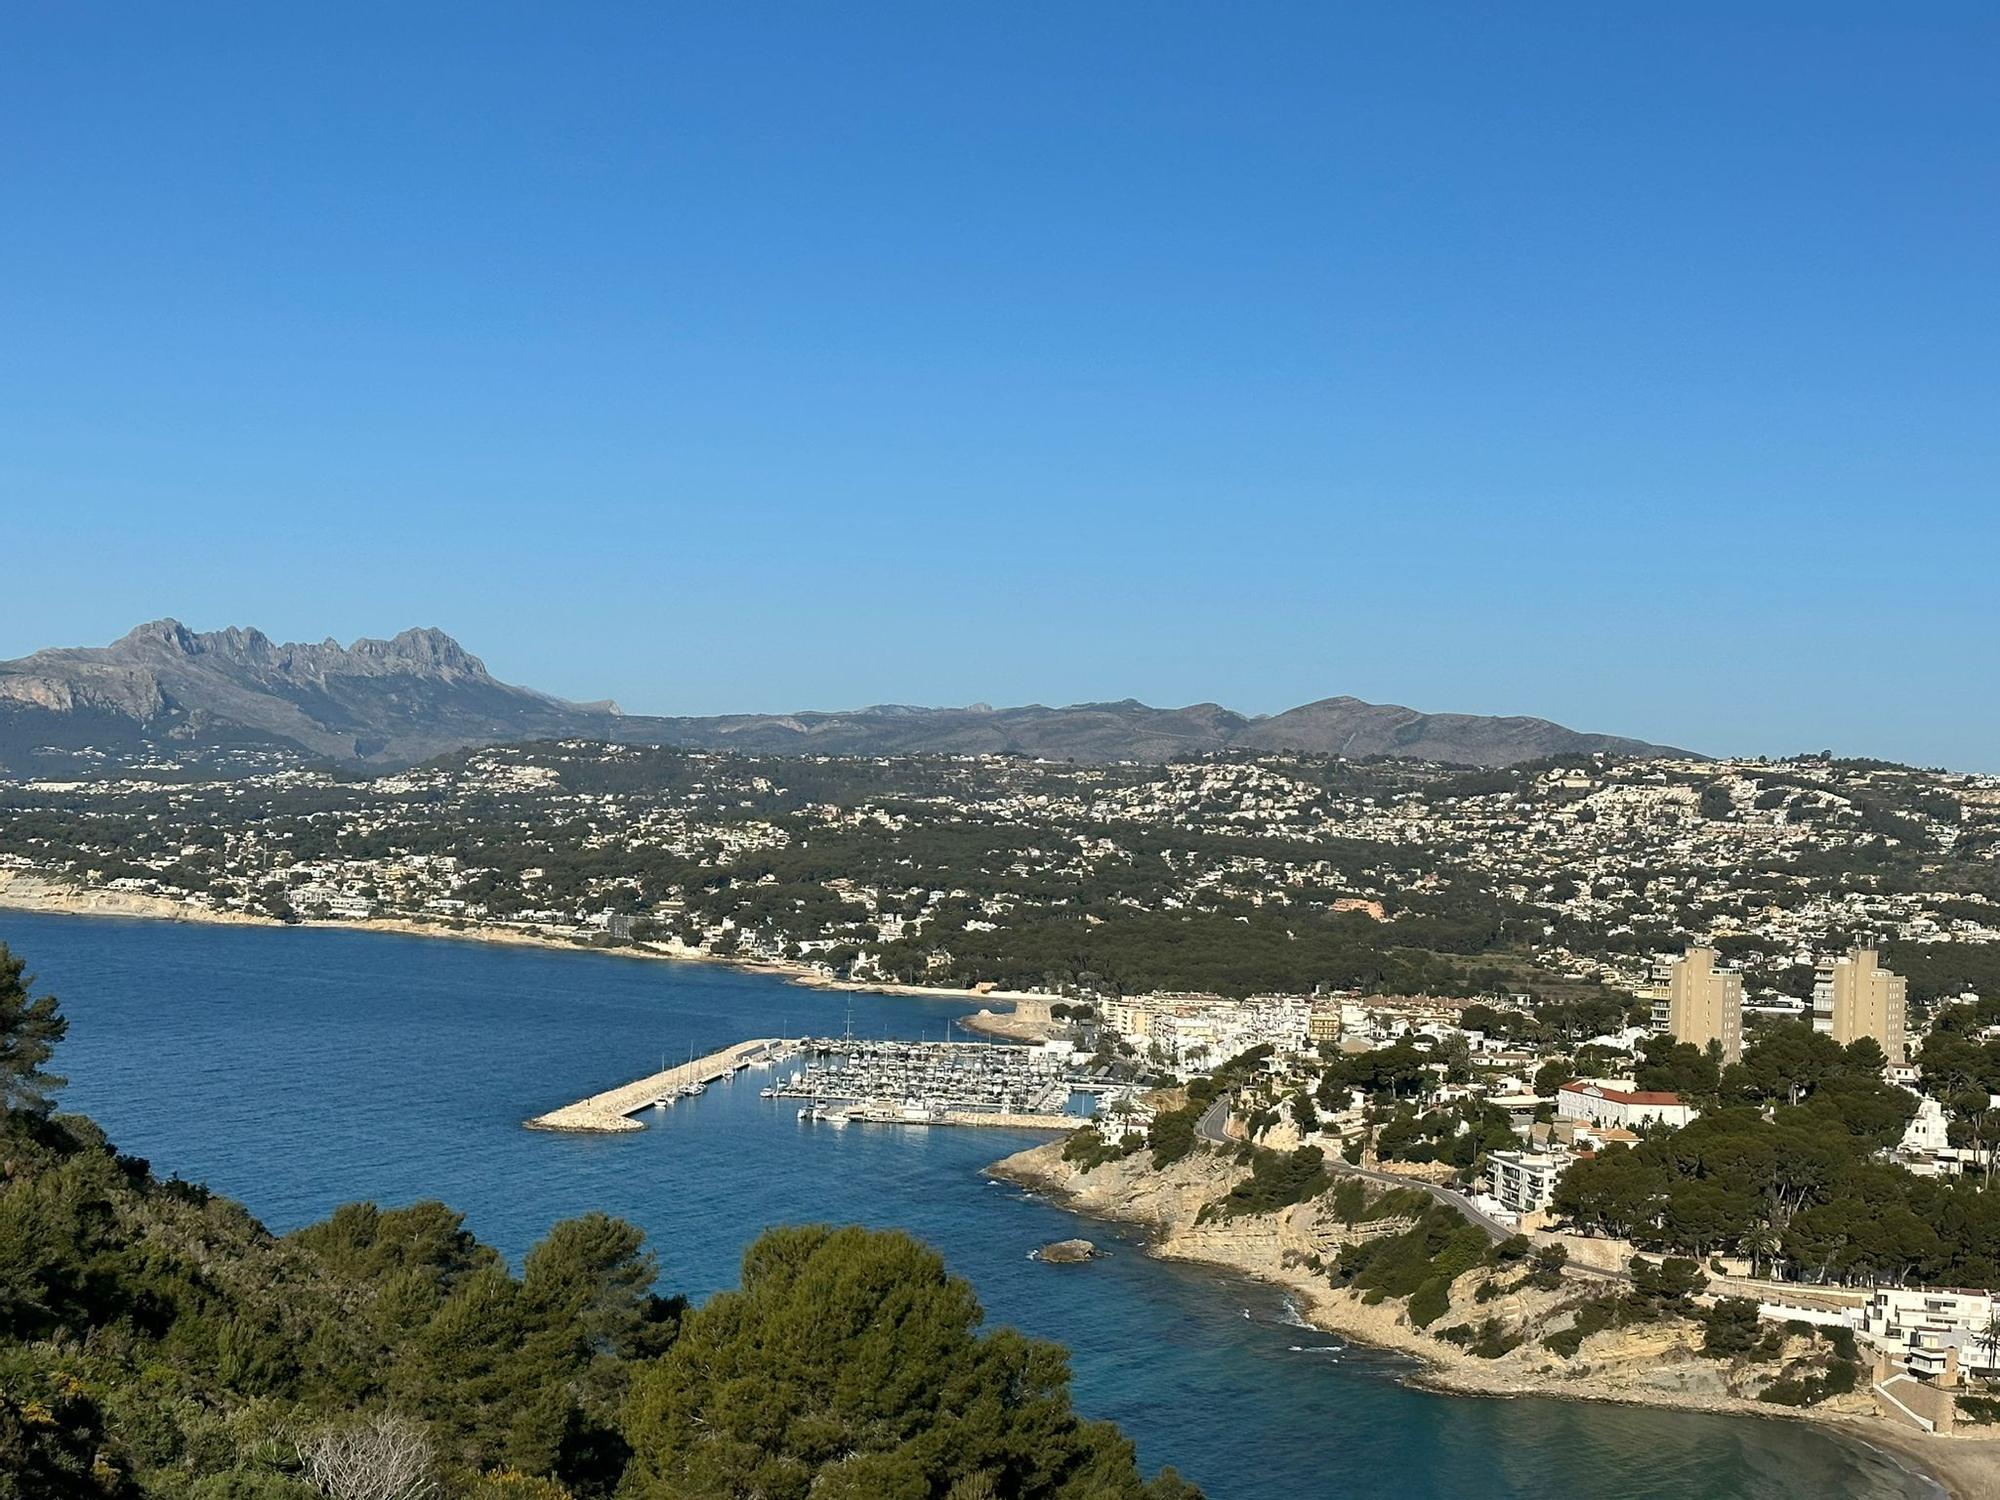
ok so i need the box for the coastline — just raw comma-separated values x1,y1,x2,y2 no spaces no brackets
986,1138,1996,1500
0,869,1060,1022
9,871,1989,1496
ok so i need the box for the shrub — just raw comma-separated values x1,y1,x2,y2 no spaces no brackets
1409,1277,1450,1329
1957,1396,2000,1425
1210,1146,1329,1220
1542,1296,1620,1360
1469,1318,1522,1359
1061,1125,1143,1173
1701,1298,1763,1359
1757,1357,1858,1407
1525,1241,1568,1290
1541,1325,1586,1360
1757,1378,1815,1407
1629,1256,1706,1306
1147,1103,1200,1168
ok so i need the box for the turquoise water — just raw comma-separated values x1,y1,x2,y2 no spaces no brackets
0,911,1936,1500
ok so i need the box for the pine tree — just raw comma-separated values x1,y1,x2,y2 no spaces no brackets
0,945,66,1117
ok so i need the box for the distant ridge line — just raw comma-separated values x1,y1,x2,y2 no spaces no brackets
0,619,1694,771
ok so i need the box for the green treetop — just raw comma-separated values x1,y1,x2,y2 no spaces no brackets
621,1223,1198,1500
0,945,65,1116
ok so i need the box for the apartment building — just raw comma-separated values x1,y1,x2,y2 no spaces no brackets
1666,945,1743,1065
1821,947,1909,1065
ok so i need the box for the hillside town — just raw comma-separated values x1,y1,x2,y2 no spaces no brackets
2,742,1996,993
5,740,2000,1424
1043,937,2000,1439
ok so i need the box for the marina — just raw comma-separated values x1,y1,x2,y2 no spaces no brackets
763,1037,1077,1117
531,1034,1096,1135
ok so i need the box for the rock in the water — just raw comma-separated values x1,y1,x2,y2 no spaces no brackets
1036,1238,1099,1263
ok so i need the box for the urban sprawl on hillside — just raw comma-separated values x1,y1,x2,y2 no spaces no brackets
6,740,2000,1411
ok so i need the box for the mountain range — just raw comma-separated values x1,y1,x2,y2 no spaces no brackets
0,620,1691,772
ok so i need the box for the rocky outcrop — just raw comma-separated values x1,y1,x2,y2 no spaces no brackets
989,1140,1883,1424
0,666,167,719
1035,1239,1101,1263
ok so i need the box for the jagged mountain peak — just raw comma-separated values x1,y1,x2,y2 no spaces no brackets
346,627,488,678
0,620,1695,772
1,620,610,767
113,617,202,654
106,620,487,680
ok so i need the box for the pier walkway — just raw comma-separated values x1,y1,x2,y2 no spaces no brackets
814,1103,1077,1131
527,1038,784,1132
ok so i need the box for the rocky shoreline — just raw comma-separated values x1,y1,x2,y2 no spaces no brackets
988,1137,2000,1500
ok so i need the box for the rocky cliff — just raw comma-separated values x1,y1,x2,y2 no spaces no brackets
989,1138,1877,1418
0,619,623,767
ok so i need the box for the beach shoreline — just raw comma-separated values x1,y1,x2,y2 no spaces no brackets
0,868,1058,1020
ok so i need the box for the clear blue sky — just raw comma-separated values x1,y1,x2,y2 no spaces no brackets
4,4,1995,767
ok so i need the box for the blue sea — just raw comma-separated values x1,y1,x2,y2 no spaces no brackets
0,911,1938,1500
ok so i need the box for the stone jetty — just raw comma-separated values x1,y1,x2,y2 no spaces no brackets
526,1038,783,1132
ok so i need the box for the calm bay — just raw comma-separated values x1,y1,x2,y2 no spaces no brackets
0,910,1937,1500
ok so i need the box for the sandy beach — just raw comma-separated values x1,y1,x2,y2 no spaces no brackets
0,867,1061,1021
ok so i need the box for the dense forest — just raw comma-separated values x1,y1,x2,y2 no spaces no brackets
0,946,1197,1500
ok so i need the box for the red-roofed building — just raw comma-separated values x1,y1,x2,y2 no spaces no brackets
1556,1080,1695,1131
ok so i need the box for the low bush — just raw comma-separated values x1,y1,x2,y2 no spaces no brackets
1701,1297,1762,1359
1542,1296,1620,1359
1408,1276,1450,1329
1757,1357,1859,1407
1525,1241,1568,1291
1208,1146,1330,1220
1957,1396,2000,1425
1062,1127,1144,1174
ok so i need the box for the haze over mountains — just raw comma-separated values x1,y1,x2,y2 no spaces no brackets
0,620,1690,772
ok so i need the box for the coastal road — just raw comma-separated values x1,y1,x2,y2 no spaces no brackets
1196,1094,1234,1146
1324,1159,1519,1243
1196,1093,1628,1281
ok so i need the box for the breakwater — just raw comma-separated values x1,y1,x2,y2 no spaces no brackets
537,1035,1085,1134
526,1037,788,1131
